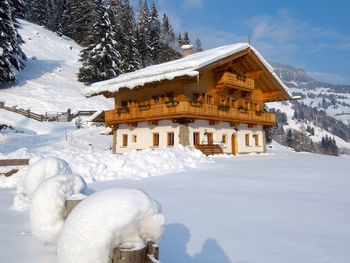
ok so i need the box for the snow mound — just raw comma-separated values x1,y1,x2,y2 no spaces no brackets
57,188,164,263
23,157,72,196
13,157,72,211
30,173,86,244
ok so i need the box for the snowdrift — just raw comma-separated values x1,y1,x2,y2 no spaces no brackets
57,188,164,263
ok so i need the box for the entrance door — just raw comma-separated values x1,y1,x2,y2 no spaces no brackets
231,134,237,155
207,132,213,145
193,132,200,146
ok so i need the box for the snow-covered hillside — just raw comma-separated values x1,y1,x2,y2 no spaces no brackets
0,20,113,113
272,62,350,125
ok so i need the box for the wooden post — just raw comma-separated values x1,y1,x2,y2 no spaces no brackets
113,247,147,263
112,128,117,154
147,241,159,261
64,196,85,219
67,108,71,121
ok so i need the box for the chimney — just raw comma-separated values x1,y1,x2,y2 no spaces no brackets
181,44,193,57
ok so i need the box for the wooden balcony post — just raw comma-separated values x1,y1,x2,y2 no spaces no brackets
112,128,117,154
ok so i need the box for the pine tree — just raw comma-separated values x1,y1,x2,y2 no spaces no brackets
120,0,141,72
286,129,293,148
136,0,151,67
148,2,161,64
68,0,98,46
78,4,122,84
0,0,26,83
29,0,50,27
194,38,203,52
9,0,27,19
50,0,67,33
157,13,181,63
182,32,191,45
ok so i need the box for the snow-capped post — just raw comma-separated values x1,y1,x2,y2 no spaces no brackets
64,195,85,219
113,247,147,263
112,241,159,263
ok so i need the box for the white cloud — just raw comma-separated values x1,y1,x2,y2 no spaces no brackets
181,0,203,9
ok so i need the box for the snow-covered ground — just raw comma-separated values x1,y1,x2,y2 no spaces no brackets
1,150,350,263
0,20,113,113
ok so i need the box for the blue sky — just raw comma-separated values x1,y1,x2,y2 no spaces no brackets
149,0,350,85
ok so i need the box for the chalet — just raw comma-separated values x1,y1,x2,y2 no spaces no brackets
84,43,293,155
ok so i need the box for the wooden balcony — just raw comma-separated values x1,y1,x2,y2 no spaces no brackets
105,101,275,126
215,71,254,92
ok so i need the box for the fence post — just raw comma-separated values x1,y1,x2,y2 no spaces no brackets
67,108,71,121
113,247,147,263
64,196,85,219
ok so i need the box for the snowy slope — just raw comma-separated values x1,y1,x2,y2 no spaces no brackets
268,101,350,149
272,62,350,124
0,20,113,113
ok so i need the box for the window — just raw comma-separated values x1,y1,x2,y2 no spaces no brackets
192,93,200,102
121,100,128,107
132,135,137,143
245,134,250,146
253,134,259,146
167,132,175,146
166,92,175,100
206,95,213,104
153,133,159,147
152,95,160,104
222,134,227,144
122,134,128,147
207,132,214,145
244,101,249,110
193,132,200,146
231,99,237,108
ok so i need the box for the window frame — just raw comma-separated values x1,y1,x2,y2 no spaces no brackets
167,132,175,146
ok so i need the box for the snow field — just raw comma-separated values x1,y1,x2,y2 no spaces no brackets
57,188,164,263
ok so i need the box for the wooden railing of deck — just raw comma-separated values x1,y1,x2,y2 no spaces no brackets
105,101,275,126
215,71,255,92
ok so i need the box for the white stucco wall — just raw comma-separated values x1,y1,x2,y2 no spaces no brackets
114,120,265,154
116,120,180,153
188,121,264,154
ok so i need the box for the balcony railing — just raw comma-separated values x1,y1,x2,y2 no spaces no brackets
215,71,254,92
105,101,275,126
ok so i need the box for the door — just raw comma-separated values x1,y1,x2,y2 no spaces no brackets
231,134,237,155
193,132,200,146
207,132,213,145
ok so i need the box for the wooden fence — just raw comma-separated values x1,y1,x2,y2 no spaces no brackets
0,101,97,122
0,159,29,177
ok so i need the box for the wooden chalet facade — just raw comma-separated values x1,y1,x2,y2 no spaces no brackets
84,44,293,155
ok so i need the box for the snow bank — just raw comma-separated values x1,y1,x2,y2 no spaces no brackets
13,157,73,211
57,188,164,263
30,173,86,244
23,157,72,196
46,145,210,182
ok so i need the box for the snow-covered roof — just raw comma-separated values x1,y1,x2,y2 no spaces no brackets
84,43,293,99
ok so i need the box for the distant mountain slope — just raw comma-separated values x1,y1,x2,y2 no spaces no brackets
0,20,113,114
268,62,350,152
270,62,350,125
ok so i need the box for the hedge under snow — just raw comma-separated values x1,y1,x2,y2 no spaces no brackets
13,157,73,211
30,173,86,244
57,188,165,263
